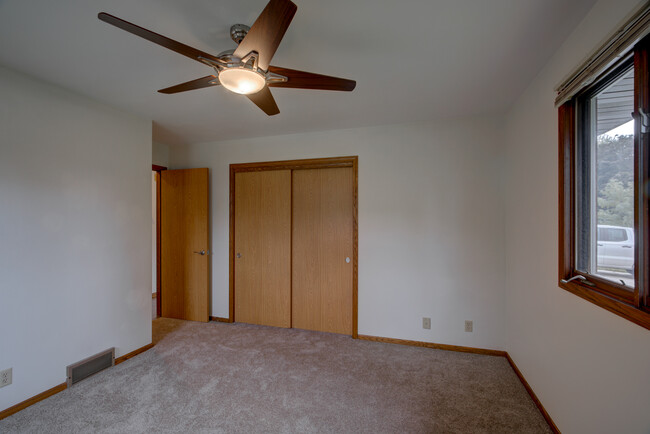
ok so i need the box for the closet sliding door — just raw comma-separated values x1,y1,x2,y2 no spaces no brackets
234,170,292,328
230,157,357,336
292,168,354,335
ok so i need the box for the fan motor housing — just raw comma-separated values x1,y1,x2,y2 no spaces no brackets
230,24,250,44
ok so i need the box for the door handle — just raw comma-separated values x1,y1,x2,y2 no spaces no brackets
193,250,206,255
236,253,242,258
597,244,603,246
622,245,632,248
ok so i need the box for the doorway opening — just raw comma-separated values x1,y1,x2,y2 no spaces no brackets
152,164,166,319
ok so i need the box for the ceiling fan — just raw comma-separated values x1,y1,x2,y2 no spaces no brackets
98,0,356,116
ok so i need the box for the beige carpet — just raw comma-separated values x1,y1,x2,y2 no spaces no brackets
1,318,551,433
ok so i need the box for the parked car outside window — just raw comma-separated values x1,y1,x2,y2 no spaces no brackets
597,225,634,274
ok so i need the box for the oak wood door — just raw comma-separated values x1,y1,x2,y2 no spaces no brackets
160,168,209,322
292,167,354,334
234,170,291,327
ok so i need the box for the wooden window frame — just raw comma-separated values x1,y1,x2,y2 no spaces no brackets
558,35,650,330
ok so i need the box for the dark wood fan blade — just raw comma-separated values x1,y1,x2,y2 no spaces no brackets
158,75,219,94
233,0,297,71
246,86,280,116
267,66,356,91
98,12,221,65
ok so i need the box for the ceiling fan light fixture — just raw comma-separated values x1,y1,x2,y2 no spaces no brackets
219,68,266,95
99,0,355,116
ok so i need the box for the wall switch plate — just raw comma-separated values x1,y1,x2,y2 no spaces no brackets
465,320,473,332
0,368,12,388
422,317,431,329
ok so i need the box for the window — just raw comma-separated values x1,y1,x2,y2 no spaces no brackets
598,227,628,243
559,32,650,329
576,60,636,288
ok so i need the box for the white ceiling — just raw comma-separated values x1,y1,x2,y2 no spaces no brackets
0,0,597,145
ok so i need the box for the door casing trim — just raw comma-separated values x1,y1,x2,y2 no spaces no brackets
152,165,167,318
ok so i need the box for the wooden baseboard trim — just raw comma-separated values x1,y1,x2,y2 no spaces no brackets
505,353,560,433
210,316,233,323
357,334,557,431
0,339,558,433
357,334,507,357
0,382,67,420
115,343,154,365
1,343,154,420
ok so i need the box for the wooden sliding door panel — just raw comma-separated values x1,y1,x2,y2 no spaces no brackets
161,168,209,322
292,173,321,331
234,170,291,327
320,168,354,334
292,167,353,335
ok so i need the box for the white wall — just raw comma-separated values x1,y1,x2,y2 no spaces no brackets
169,116,506,350
152,142,168,295
0,66,152,411
503,0,650,433
152,141,169,168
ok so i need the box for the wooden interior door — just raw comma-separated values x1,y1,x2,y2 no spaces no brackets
292,167,354,335
161,168,209,322
234,170,291,327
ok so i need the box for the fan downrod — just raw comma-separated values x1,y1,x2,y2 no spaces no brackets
230,24,250,44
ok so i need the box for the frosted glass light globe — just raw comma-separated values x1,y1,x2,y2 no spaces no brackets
219,68,266,95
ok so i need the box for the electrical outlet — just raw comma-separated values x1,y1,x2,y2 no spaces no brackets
0,368,12,388
422,317,431,329
465,320,473,333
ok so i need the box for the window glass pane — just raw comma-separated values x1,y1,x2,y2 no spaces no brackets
577,67,635,288
598,227,628,242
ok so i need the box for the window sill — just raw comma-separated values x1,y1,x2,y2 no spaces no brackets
558,280,650,330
